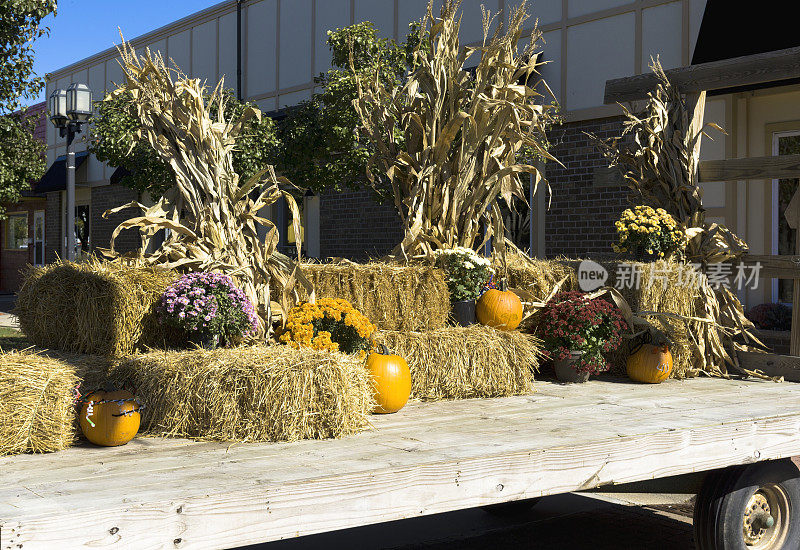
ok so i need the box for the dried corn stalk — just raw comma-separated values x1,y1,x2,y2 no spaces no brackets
100,39,309,337
592,59,760,375
352,0,558,263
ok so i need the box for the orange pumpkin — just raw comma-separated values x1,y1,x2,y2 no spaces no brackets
366,345,411,414
626,343,673,383
79,389,141,446
476,285,523,331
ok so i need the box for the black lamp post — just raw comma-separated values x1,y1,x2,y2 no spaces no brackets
48,83,92,261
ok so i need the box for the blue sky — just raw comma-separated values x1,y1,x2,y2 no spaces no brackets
29,0,223,105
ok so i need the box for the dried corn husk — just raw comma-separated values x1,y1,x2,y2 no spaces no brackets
99,38,310,337
353,0,559,265
591,59,761,375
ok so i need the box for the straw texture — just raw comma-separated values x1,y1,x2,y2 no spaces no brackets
108,346,373,442
15,260,178,356
300,262,451,331
0,351,79,455
377,325,539,399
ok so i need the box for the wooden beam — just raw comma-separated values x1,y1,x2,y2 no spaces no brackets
737,351,800,382
740,254,800,280
697,154,800,183
604,46,800,104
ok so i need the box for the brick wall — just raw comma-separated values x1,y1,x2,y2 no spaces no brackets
0,198,47,292
544,116,630,258
319,189,403,260
45,192,61,263
91,184,141,255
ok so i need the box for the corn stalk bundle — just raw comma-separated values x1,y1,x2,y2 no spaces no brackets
592,60,760,375
100,40,309,336
352,0,558,263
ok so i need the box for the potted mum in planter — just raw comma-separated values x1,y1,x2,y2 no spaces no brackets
537,291,628,383
159,272,259,348
612,205,687,261
434,247,494,326
279,298,376,356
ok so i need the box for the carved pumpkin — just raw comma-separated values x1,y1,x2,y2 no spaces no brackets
626,343,673,383
79,389,141,446
366,345,412,414
476,285,523,331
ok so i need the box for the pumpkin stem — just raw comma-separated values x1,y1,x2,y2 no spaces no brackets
500,279,508,292
378,343,390,355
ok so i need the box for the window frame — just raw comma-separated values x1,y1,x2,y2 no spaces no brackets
4,212,29,251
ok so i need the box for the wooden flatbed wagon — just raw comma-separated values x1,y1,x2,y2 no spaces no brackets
2,376,800,549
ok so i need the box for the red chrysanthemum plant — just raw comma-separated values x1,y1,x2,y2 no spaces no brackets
537,291,629,375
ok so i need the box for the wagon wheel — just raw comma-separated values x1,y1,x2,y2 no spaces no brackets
694,459,800,549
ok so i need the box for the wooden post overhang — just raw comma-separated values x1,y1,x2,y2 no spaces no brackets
604,46,800,105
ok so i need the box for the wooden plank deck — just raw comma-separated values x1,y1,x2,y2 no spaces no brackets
3,377,800,549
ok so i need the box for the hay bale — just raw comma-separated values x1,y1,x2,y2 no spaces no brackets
300,262,450,331
377,326,539,399
505,255,577,299
108,346,373,442
502,254,703,378
15,261,178,356
0,351,78,455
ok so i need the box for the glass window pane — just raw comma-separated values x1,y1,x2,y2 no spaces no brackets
5,214,28,249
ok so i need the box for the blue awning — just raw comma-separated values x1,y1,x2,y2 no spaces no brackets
35,151,90,193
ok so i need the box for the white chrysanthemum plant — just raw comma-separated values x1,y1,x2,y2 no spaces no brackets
434,247,494,303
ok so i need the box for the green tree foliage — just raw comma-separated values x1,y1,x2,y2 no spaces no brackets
90,87,280,200
276,22,423,200
0,0,55,218
0,112,46,210
0,0,56,113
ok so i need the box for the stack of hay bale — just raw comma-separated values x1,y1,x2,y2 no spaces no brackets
302,261,540,399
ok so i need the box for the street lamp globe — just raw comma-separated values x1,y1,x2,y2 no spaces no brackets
66,83,92,123
48,88,67,128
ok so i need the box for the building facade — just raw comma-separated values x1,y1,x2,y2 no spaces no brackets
0,102,48,293
40,0,798,307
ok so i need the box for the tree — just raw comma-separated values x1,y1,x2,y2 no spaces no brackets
0,0,55,113
90,85,280,200
0,0,56,218
276,21,423,200
0,112,46,211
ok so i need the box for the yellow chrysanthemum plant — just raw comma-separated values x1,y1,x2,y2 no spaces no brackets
279,298,376,357
612,206,688,261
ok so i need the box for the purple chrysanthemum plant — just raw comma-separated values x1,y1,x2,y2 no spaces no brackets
159,272,258,346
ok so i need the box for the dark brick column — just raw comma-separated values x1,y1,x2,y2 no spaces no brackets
90,184,141,255
45,191,62,263
319,189,403,260
544,116,630,258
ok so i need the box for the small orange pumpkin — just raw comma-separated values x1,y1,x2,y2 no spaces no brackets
79,389,141,446
366,345,412,414
476,283,523,331
626,343,673,383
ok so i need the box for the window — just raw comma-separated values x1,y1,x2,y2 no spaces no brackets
774,132,800,303
5,213,28,250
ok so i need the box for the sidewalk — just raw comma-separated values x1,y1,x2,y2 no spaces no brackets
0,294,18,329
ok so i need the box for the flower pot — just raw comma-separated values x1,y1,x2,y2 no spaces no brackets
553,351,590,383
452,300,476,326
191,333,220,350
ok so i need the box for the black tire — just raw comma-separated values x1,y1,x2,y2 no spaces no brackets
481,497,541,517
693,459,800,550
